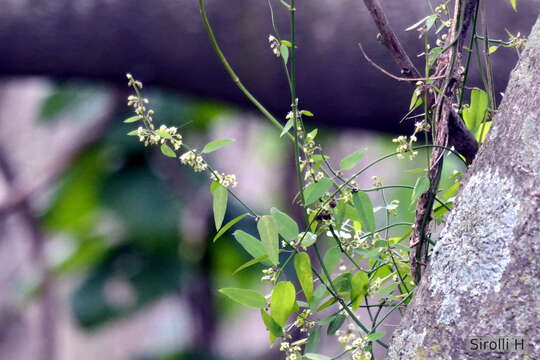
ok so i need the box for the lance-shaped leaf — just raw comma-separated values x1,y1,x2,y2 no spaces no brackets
303,178,333,205
270,281,296,326
258,216,279,265
339,148,366,170
271,207,299,242
294,252,314,301
202,138,235,153
218,288,266,308
260,309,283,341
352,191,375,234
351,271,369,309
232,230,272,266
211,182,228,230
213,213,248,242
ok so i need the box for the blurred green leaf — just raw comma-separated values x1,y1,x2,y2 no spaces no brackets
294,252,313,302
202,138,235,153
303,178,333,205
270,281,296,326
160,144,176,158
213,213,248,242
211,182,228,230
352,191,375,233
218,288,266,308
258,216,279,265
271,207,299,242
339,148,366,170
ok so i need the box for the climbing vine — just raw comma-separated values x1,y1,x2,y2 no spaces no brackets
124,0,524,358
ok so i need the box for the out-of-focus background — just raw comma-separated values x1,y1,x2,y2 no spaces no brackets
0,1,538,359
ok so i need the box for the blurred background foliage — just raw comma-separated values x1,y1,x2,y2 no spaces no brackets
0,77,464,360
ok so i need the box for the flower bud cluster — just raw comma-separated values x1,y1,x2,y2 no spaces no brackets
179,150,208,172
268,35,281,57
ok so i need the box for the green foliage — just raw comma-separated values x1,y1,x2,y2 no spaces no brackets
270,281,296,326
294,252,314,301
352,191,376,233
339,148,366,170
257,215,280,265
203,138,235,153
218,288,266,308
211,182,228,230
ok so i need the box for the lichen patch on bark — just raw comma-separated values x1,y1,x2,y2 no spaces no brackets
429,169,520,324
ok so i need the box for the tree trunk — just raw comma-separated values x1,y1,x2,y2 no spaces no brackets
387,15,540,359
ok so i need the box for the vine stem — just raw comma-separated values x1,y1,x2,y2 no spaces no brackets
197,0,293,142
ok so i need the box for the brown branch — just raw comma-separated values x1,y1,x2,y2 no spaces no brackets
358,43,446,82
362,0,422,78
409,0,480,284
360,0,478,165
0,89,124,217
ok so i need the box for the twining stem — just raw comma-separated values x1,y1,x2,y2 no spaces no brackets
197,0,293,141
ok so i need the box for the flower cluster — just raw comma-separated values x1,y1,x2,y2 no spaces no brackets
210,172,238,188
179,150,208,172
268,35,281,57
293,309,316,333
261,267,278,282
336,324,372,359
392,135,418,160
279,340,303,360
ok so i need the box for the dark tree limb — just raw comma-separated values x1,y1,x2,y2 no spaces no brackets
360,0,479,164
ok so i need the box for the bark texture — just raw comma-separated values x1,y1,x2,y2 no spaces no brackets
0,0,537,132
388,16,540,359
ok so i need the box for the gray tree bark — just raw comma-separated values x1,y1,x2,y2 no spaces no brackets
387,15,540,360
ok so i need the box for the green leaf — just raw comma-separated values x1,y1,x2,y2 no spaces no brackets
367,331,386,342
202,138,235,154
271,207,299,242
411,176,430,204
462,88,489,137
304,354,332,360
301,110,314,117
305,328,321,354
351,272,369,309
281,40,293,47
258,216,280,265
509,0,517,11
303,178,333,205
123,115,142,123
409,89,423,111
160,143,176,158
405,15,431,31
316,297,337,312
280,44,289,64
270,281,296,326
300,232,317,249
294,252,314,302
211,182,228,230
218,288,266,308
339,148,366,170
127,130,138,136
232,230,268,261
261,309,284,339
327,314,346,335
280,118,294,137
425,14,438,31
155,128,172,139
309,285,328,311
488,45,499,54
232,255,269,275
352,191,376,234
322,247,340,280
427,47,443,69
213,213,248,242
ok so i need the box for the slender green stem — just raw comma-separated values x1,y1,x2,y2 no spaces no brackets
197,0,294,141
